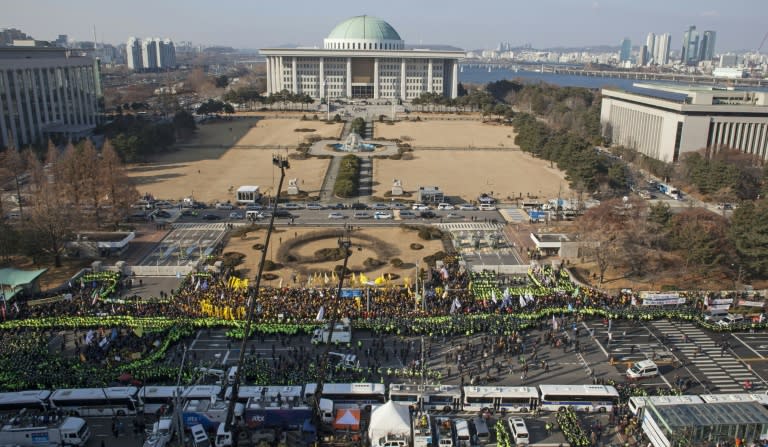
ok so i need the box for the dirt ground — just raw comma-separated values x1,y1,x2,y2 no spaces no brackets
373,151,571,202
224,226,443,286
374,120,518,148
126,118,342,203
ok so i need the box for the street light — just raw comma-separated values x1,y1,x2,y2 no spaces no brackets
223,155,290,446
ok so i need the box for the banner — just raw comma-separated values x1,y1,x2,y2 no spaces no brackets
641,293,685,306
738,300,765,308
708,304,731,311
712,298,733,305
340,289,362,298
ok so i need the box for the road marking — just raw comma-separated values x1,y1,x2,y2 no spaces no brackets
189,330,202,350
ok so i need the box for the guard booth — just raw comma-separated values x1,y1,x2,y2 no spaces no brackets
236,186,261,204
641,401,768,447
417,186,444,204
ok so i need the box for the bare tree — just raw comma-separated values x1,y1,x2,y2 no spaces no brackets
0,147,28,219
100,140,139,227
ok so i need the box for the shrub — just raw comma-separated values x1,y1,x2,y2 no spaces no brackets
410,243,424,250
222,252,246,270
417,227,444,240
390,258,404,268
422,251,447,267
363,257,385,268
252,243,265,250
314,247,348,262
262,260,280,271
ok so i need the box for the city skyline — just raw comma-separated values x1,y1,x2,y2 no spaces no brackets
3,0,767,52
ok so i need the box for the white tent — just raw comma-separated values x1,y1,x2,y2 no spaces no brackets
368,401,410,442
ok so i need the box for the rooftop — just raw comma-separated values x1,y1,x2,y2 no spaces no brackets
326,16,402,42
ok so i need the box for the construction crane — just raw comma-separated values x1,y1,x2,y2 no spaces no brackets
758,31,768,53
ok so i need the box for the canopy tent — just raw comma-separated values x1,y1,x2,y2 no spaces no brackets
368,401,410,441
333,408,360,430
0,268,47,300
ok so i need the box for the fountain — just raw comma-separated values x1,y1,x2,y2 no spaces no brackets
333,132,376,152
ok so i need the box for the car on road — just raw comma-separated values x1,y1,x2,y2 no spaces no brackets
398,210,417,219
202,213,221,220
229,212,243,219
306,202,325,210
445,212,463,219
353,212,372,219
245,204,263,211
389,202,408,210
281,202,304,210
374,211,392,220
437,203,455,210
215,202,234,210
154,210,172,219
329,203,346,210
328,212,345,219
626,360,659,379
370,203,389,210
420,210,437,219
181,209,198,217
479,204,497,211
478,194,496,204
457,203,477,211
716,314,745,327
412,203,430,210
155,201,174,209
351,203,369,210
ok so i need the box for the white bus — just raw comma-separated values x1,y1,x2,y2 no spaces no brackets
138,385,221,414
462,386,539,413
628,395,704,417
304,383,386,407
538,385,619,413
226,385,303,405
389,384,462,412
50,387,139,417
0,390,51,413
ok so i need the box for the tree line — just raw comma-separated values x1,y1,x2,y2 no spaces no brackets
223,88,314,111
98,110,197,163
0,141,139,267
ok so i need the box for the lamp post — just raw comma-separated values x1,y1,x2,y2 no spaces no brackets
223,155,290,446
312,225,353,429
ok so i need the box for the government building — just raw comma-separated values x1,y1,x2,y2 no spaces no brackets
601,84,768,162
261,15,464,100
0,46,101,149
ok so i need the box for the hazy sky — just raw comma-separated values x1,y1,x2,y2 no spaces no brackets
5,0,767,52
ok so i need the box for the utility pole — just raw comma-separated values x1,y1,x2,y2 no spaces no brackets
223,155,290,447
173,345,188,447
312,225,353,431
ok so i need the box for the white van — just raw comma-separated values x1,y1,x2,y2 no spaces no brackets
626,360,659,379
454,419,471,447
717,314,745,327
704,308,729,323
226,366,238,385
507,417,529,445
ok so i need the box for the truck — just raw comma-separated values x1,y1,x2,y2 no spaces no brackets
311,318,352,345
143,417,174,447
657,182,681,200
412,412,434,447
213,398,330,447
0,415,90,447
182,396,244,432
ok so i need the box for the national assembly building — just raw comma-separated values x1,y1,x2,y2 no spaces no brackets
260,15,464,101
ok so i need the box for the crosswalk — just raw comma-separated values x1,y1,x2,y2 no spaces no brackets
436,222,503,231
172,222,229,230
499,208,528,223
652,321,760,392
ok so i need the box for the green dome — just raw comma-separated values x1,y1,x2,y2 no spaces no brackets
326,16,402,41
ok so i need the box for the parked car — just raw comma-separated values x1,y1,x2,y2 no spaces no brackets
457,203,477,211
398,210,417,219
181,209,198,217
351,203,369,210
412,203,430,210
716,314,745,327
215,202,234,210
389,202,408,210
229,212,243,219
478,194,496,204
306,202,325,210
370,203,389,210
245,204,263,211
202,213,221,220
374,211,393,220
479,204,497,211
328,212,345,219
353,212,372,219
437,203,455,210
282,202,304,210
420,211,437,219
154,210,172,219
329,203,346,210
445,212,463,219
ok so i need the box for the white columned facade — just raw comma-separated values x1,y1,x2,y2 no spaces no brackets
451,60,458,98
373,58,379,99
39,68,50,123
11,70,29,144
265,57,272,94
291,57,297,93
427,59,433,93
319,57,325,99
346,57,352,98
400,59,406,100
29,69,43,142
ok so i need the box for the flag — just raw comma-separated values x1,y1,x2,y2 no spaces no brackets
450,297,461,314
324,272,330,285
12,301,19,313
552,315,558,331
519,295,526,308
278,277,283,288
316,306,325,321
440,267,449,280
201,280,209,291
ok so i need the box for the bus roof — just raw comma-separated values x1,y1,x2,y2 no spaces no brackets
227,385,302,400
52,387,138,399
390,384,461,394
305,383,385,396
0,390,51,403
463,386,538,397
538,385,619,397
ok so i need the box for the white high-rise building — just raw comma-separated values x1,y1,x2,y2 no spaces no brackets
156,38,176,69
645,33,656,64
654,33,671,65
0,47,101,149
141,38,158,70
126,37,142,70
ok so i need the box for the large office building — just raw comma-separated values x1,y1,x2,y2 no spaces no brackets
0,46,101,149
601,83,768,163
260,15,464,100
125,37,176,71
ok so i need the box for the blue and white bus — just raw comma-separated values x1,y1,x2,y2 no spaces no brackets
304,383,386,407
139,385,221,414
389,384,462,412
538,385,619,413
50,387,139,417
0,390,51,414
462,386,539,413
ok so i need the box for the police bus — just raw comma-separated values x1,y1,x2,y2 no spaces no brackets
304,383,386,407
50,387,139,417
0,390,51,414
226,385,303,405
139,385,221,414
389,384,462,412
462,386,539,413
537,385,619,413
